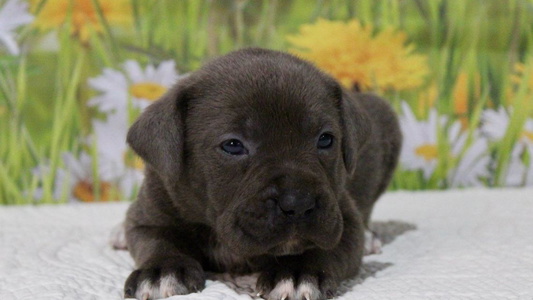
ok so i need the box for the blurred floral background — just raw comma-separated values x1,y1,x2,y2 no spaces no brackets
0,0,532,205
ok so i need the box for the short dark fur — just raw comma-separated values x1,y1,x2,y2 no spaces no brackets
123,48,402,299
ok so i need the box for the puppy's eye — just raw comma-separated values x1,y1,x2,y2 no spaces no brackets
317,133,334,149
221,139,248,155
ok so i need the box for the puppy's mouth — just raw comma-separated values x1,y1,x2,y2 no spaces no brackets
231,213,343,256
217,193,344,257
267,237,314,256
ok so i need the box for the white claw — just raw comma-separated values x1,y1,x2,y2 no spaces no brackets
296,282,321,300
269,279,296,300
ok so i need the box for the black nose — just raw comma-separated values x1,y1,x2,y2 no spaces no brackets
277,191,316,218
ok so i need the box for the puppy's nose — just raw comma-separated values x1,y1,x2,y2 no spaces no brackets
277,191,316,218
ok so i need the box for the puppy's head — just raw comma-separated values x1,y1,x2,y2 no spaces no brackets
127,48,370,257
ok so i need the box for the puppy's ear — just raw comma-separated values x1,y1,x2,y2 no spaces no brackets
331,82,372,174
127,78,193,179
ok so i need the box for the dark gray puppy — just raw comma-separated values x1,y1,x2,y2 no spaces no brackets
123,48,401,300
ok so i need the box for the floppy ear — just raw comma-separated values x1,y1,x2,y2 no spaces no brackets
126,79,193,180
336,87,372,175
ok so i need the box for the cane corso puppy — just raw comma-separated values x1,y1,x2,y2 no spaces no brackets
122,48,401,300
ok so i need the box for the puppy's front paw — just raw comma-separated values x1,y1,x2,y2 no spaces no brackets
364,229,382,255
257,269,336,300
109,222,127,250
124,258,205,300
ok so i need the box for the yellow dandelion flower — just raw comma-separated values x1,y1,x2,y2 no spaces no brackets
287,18,429,91
31,0,132,43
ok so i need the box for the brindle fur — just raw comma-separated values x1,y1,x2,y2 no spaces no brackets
123,48,401,300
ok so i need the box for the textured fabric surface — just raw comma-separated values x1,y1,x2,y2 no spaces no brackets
1,188,532,300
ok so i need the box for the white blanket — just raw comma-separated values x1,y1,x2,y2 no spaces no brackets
1,188,532,300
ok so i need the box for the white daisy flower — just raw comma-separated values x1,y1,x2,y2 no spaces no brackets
505,146,533,186
118,168,144,199
91,111,129,164
482,107,533,149
400,101,490,184
87,68,129,113
88,60,180,113
399,102,442,179
124,60,179,109
481,107,509,141
31,164,68,201
481,108,533,186
91,111,144,199
445,119,490,188
86,60,179,198
0,0,34,55
448,137,491,188
521,119,533,152
33,152,122,202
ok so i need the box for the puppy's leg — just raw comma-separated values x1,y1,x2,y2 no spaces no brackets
124,225,206,300
359,203,382,255
364,229,382,255
109,222,128,250
356,203,382,255
257,211,364,300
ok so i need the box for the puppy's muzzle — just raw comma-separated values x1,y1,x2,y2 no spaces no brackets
263,171,325,223
274,189,316,219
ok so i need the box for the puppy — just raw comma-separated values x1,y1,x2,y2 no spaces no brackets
123,48,401,300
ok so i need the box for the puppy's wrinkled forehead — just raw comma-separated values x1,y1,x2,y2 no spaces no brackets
188,50,341,139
